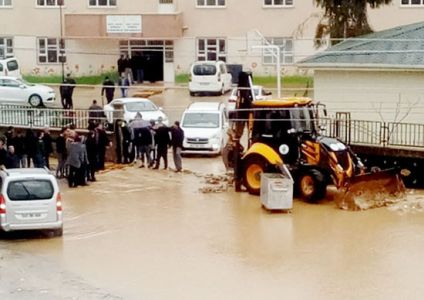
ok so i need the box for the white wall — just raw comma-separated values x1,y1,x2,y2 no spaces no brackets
314,70,424,124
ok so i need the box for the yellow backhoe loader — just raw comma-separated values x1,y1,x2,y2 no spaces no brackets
226,73,404,209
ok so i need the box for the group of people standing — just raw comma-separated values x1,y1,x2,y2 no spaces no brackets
0,126,54,170
61,123,110,187
0,124,110,189
117,53,145,85
115,113,184,172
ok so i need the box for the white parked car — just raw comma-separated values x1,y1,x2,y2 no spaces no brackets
188,61,232,96
0,76,56,107
181,102,228,155
0,168,63,237
227,85,272,110
104,97,169,126
0,57,21,78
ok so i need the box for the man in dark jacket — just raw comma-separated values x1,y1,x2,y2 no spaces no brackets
34,131,46,168
65,73,76,109
85,130,98,182
0,139,7,167
117,54,125,76
55,127,67,178
135,125,152,168
59,78,69,109
170,121,184,172
13,130,26,168
95,123,110,171
88,99,105,127
42,127,53,169
153,117,170,170
5,146,20,169
101,77,115,104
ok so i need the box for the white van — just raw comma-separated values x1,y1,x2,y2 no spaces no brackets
0,58,21,78
189,61,232,96
0,168,63,236
181,102,228,155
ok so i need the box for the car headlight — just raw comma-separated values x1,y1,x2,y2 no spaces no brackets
210,133,220,139
48,90,55,94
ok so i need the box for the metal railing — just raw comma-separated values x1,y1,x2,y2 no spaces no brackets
326,117,424,149
0,105,110,130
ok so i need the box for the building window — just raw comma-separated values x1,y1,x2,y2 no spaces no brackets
263,0,293,6
197,38,226,61
36,0,62,6
0,0,12,7
37,38,66,64
159,0,173,3
0,37,13,59
89,0,117,7
401,0,424,6
196,0,225,7
263,37,293,65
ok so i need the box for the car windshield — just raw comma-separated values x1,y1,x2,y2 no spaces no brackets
193,64,216,76
125,101,157,112
182,112,219,128
7,179,54,201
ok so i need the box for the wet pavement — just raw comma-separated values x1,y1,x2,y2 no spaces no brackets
1,156,424,299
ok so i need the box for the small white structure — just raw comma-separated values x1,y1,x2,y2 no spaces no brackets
260,166,293,211
298,22,424,124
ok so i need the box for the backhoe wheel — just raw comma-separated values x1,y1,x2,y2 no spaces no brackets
243,156,268,195
297,169,327,202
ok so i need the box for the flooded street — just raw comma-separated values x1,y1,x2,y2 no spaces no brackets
1,156,424,299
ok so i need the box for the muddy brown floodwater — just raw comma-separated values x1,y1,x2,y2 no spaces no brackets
1,156,424,299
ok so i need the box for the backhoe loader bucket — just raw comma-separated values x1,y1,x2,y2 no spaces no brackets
336,169,405,210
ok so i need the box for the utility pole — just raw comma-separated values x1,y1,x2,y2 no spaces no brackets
58,0,65,82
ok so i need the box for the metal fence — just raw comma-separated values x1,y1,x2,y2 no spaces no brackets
326,117,424,149
1,105,423,149
0,105,109,130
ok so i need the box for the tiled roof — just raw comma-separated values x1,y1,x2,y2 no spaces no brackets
298,21,424,69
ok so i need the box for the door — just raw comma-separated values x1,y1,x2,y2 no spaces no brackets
141,50,164,82
1,78,26,103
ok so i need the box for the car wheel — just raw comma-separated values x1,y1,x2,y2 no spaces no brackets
28,94,42,107
189,91,195,97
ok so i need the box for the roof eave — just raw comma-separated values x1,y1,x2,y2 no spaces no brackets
297,63,424,71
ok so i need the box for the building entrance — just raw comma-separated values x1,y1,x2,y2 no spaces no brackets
120,40,173,83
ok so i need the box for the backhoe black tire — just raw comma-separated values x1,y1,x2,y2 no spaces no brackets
242,156,269,195
297,169,327,202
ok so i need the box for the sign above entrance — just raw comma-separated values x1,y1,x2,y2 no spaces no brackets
107,15,142,33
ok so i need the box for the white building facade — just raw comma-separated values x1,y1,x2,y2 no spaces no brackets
1,0,424,81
